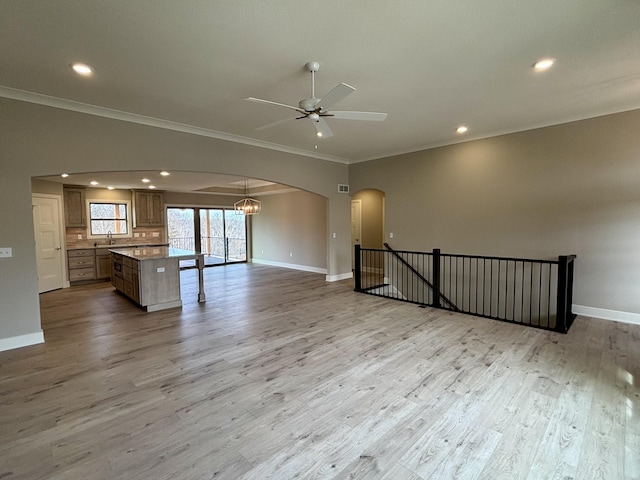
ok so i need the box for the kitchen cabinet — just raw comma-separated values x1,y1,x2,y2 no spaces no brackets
64,187,86,228
95,248,112,279
110,247,205,311
68,249,95,282
133,190,164,227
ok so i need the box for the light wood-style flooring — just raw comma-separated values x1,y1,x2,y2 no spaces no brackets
1,264,638,479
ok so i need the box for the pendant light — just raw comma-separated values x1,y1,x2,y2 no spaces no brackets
234,179,261,215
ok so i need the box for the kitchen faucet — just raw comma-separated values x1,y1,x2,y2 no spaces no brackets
107,231,115,245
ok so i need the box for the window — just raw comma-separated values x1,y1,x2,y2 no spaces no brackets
89,202,129,236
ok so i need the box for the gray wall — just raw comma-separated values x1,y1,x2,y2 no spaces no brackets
352,189,385,249
251,191,328,270
0,97,351,344
349,109,640,314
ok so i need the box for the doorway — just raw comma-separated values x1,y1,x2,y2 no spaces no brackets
32,194,65,292
167,207,247,267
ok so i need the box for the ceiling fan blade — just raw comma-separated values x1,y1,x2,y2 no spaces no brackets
245,97,306,114
255,117,295,131
316,83,356,111
330,111,388,121
313,117,333,139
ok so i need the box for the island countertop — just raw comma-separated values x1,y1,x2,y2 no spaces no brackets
109,246,201,260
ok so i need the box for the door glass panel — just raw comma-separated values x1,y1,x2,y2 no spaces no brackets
225,210,247,262
200,209,225,266
168,207,246,268
167,208,196,267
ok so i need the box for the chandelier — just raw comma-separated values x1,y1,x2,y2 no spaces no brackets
234,180,261,215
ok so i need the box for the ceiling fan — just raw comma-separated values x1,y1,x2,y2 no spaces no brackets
245,61,387,139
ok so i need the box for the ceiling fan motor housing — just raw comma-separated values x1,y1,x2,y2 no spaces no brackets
299,97,320,112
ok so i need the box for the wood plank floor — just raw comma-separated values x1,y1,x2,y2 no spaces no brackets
1,264,638,479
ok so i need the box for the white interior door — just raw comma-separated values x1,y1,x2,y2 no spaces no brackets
32,195,64,292
351,199,362,269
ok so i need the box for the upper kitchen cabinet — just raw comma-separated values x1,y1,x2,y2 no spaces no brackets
133,190,165,227
63,186,86,228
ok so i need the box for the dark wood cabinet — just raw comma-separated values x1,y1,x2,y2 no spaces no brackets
95,249,112,279
64,187,86,228
133,191,164,227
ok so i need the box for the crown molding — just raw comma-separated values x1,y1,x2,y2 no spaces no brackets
0,86,350,164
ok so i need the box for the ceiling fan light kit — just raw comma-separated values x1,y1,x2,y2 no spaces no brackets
246,61,387,138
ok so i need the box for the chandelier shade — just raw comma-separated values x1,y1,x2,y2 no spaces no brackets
234,179,261,215
234,196,261,215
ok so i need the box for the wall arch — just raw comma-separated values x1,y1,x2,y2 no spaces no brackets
0,97,352,346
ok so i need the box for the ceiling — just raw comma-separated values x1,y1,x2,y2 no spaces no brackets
2,1,640,169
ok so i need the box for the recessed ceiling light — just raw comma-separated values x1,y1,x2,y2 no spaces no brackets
141,178,150,183
533,58,555,72
316,132,323,138
90,180,99,186
148,185,156,189
107,186,114,190
456,125,469,134
61,173,69,178
160,171,170,176
71,63,94,76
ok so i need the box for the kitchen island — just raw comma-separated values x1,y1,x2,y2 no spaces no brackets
110,247,206,312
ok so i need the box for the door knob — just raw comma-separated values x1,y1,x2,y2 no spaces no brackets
56,246,62,250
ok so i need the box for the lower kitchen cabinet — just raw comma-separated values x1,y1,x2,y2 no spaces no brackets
68,249,96,283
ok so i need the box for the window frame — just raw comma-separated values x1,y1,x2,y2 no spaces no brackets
86,199,133,239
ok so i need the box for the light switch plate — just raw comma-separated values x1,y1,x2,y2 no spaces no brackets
0,247,12,258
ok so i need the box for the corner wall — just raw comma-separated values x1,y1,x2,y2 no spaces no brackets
349,109,640,316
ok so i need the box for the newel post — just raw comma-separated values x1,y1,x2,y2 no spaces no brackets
433,248,441,309
354,244,362,292
555,255,569,333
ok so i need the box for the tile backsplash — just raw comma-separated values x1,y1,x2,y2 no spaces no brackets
66,227,167,248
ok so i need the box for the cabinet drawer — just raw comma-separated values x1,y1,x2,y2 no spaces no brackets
123,257,133,267
123,265,134,283
114,276,124,292
68,249,94,258
69,256,95,268
69,267,95,281
123,281,134,298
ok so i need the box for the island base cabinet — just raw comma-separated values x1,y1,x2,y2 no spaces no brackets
111,252,181,311
138,258,181,311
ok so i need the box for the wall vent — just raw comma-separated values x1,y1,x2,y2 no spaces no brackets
338,184,350,193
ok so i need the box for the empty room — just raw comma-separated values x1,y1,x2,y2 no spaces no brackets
1,2,639,479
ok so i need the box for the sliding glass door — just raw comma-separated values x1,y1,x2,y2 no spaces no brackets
168,207,246,267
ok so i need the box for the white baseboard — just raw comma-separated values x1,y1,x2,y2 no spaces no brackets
573,305,640,326
251,258,327,275
0,331,45,352
326,272,353,282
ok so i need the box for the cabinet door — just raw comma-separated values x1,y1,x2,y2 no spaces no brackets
134,191,164,227
96,254,111,279
64,188,86,228
135,191,151,226
149,193,164,226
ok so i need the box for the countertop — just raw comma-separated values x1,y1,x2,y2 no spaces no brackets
109,246,201,260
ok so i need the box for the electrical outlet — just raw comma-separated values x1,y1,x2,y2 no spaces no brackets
152,232,160,237
77,234,83,240
0,247,12,258
142,232,146,237
156,267,165,273
134,232,140,238
289,252,293,257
